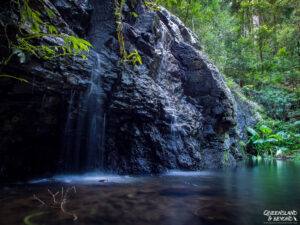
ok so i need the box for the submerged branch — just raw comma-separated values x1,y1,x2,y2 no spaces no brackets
33,194,46,206
32,186,78,221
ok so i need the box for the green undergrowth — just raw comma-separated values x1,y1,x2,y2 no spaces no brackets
225,75,299,160
246,119,300,159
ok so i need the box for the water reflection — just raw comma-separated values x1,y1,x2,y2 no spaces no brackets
0,159,299,225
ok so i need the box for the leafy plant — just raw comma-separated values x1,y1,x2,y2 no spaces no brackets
127,49,142,65
247,123,300,158
143,1,160,11
131,12,139,18
0,0,93,82
244,85,299,121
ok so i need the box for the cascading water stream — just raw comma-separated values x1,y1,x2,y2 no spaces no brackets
165,95,179,151
156,27,178,151
60,0,116,173
85,53,104,170
100,113,106,169
61,53,105,172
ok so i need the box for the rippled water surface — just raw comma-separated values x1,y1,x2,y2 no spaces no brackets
0,159,299,225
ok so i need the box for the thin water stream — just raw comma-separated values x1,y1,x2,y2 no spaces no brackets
61,53,105,172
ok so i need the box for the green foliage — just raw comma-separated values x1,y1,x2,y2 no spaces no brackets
131,12,139,18
0,0,93,82
127,49,142,65
244,85,299,121
16,0,92,60
247,122,300,158
143,0,161,11
143,0,180,11
224,149,229,163
154,0,299,91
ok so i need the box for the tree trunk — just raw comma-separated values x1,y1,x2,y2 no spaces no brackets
258,38,264,76
183,0,192,24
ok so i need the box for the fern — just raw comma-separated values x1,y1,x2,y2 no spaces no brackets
1,0,93,81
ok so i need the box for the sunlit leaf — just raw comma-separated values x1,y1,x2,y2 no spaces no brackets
259,125,272,134
131,12,139,18
247,127,259,137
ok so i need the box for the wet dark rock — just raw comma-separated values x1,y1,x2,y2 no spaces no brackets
51,0,92,37
0,0,259,181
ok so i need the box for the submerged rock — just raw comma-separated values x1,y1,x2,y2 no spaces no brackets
0,0,259,180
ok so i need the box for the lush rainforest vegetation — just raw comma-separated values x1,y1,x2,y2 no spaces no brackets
156,0,300,158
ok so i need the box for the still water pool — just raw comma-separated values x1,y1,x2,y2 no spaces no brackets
0,159,299,225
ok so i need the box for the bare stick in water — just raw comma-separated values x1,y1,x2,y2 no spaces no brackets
48,189,59,204
33,194,46,206
60,186,78,221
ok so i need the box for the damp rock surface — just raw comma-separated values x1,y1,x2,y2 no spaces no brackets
0,0,259,180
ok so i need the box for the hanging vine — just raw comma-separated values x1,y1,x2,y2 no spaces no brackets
114,0,142,65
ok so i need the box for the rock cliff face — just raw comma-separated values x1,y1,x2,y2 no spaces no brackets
0,0,259,180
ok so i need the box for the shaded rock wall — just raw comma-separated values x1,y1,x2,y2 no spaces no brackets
0,0,93,180
0,0,258,181
99,2,239,173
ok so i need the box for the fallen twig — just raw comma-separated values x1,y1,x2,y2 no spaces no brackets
33,194,46,206
60,197,78,221
48,189,59,204
32,186,78,221
60,186,78,221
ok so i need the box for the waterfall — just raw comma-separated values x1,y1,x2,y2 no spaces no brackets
100,113,106,169
61,53,105,172
156,24,178,151
164,95,179,151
